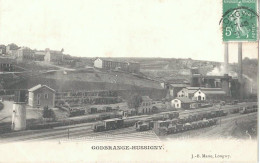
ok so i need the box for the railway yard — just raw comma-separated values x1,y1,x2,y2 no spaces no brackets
0,102,257,142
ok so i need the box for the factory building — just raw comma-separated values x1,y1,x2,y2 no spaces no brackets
190,67,231,96
137,96,153,114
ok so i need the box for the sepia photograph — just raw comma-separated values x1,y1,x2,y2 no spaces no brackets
0,0,258,162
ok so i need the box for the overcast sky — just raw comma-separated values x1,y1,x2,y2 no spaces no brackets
0,0,258,62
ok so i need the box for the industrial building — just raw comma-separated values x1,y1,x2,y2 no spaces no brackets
28,84,56,108
190,69,231,96
137,96,153,114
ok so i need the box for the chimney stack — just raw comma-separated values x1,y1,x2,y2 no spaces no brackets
238,42,243,82
238,42,244,99
224,42,229,74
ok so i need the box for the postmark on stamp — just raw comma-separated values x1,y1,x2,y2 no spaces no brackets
221,0,258,42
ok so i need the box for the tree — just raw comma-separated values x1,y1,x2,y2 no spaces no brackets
7,43,19,50
127,94,143,114
43,106,56,120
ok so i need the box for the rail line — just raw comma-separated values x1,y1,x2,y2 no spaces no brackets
0,102,257,142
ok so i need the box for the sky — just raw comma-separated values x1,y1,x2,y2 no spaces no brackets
0,0,258,63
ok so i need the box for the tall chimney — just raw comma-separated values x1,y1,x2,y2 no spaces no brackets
224,42,229,74
238,42,243,82
238,42,243,99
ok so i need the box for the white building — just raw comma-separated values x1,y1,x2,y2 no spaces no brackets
94,58,103,68
177,87,226,101
28,84,56,108
193,90,206,101
171,97,197,109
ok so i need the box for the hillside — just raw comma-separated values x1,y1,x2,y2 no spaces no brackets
1,57,257,93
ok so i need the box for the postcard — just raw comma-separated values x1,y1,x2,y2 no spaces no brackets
0,0,258,162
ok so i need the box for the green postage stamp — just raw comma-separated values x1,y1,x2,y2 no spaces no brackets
222,0,258,42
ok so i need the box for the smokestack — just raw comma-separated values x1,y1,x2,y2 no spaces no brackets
224,42,229,74
238,42,244,99
238,42,243,82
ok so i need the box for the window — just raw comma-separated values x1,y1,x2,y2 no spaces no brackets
176,104,179,108
44,94,48,99
37,94,41,98
37,99,40,105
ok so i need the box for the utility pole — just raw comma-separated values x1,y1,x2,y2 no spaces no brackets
68,120,70,139
219,105,221,127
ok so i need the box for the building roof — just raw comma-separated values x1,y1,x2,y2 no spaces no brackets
166,79,190,84
180,87,226,95
170,83,189,88
94,57,139,65
203,90,226,95
0,57,15,64
34,50,46,55
186,87,223,91
45,49,63,55
175,97,195,103
28,84,55,92
187,90,198,94
141,96,152,101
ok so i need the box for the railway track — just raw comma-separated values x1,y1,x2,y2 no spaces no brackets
0,102,257,142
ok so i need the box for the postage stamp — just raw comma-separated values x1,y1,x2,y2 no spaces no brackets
221,0,258,42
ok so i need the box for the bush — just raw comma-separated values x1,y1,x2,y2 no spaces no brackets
0,102,4,111
43,106,56,120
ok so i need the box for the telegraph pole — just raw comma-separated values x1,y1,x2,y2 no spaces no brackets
219,105,221,127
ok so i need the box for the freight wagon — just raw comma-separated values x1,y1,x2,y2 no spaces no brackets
240,106,257,114
163,119,218,135
92,118,137,132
